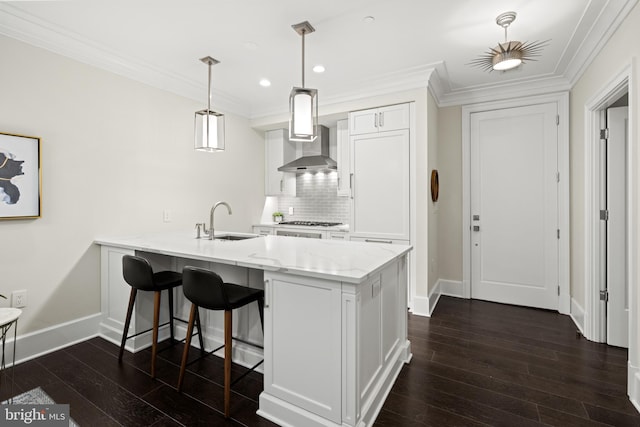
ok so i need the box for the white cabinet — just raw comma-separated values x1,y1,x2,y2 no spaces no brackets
260,256,410,427
265,129,296,196
336,119,351,197
349,128,410,241
349,103,410,135
263,273,343,423
252,226,274,236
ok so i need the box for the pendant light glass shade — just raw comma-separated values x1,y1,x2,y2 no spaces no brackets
195,56,225,152
289,21,318,142
194,109,225,151
289,87,318,142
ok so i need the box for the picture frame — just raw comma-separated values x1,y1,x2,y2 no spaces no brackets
0,132,41,219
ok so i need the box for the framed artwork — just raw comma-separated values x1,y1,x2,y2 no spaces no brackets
0,132,41,219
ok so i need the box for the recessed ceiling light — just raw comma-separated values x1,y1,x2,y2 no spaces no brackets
363,16,375,23
313,65,325,73
259,79,271,87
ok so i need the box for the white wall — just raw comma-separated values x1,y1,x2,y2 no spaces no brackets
0,35,265,334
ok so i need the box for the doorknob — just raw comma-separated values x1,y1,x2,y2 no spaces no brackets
473,225,480,231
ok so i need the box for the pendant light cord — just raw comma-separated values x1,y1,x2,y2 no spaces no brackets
207,62,212,112
301,29,306,89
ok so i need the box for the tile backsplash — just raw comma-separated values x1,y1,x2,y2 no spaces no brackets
276,171,350,224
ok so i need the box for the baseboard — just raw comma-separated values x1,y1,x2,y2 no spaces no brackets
439,279,464,298
7,313,102,366
570,297,586,335
630,362,640,413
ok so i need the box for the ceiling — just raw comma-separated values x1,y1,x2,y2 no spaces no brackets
0,0,635,121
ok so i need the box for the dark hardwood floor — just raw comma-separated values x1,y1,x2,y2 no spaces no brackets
1,296,639,426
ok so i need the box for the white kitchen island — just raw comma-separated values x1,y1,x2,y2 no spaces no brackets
95,232,412,427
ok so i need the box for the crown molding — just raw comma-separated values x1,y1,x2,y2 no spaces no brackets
0,3,249,116
563,0,638,86
431,72,572,107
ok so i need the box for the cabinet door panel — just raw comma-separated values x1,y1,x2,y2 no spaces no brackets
264,276,342,423
351,130,410,240
378,104,410,131
265,129,296,196
350,109,378,135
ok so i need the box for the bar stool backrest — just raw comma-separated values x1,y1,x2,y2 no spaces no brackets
183,266,230,311
122,255,156,291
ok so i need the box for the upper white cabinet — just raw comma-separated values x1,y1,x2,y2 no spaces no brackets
349,103,410,135
336,119,351,197
349,103,410,242
265,129,296,196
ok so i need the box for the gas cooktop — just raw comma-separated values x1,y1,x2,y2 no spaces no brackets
278,221,343,227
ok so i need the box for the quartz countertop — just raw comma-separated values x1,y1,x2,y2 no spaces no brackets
95,231,410,284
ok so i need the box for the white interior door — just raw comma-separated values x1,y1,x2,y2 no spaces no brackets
606,106,629,348
470,103,559,310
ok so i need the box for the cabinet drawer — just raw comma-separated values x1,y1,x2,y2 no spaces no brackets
349,236,409,245
252,226,274,236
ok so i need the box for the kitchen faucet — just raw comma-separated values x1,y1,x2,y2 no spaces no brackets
206,201,232,240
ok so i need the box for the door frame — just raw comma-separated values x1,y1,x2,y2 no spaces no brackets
584,62,636,346
461,92,570,314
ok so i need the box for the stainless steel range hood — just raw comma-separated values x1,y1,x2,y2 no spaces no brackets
278,126,336,173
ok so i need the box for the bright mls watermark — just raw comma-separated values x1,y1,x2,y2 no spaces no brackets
2,405,69,426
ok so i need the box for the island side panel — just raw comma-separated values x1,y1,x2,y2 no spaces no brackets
259,254,411,427
261,271,343,425
99,245,135,346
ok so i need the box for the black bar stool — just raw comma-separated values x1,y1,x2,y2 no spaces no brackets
177,266,264,418
119,255,205,378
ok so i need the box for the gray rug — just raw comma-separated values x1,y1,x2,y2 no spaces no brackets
2,387,79,426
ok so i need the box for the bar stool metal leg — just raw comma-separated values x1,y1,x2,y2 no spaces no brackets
224,309,232,418
168,289,175,343
151,290,162,378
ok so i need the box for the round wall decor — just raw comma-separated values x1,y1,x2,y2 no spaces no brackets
430,169,439,202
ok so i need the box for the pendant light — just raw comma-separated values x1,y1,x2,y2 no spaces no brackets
289,21,318,142
195,56,225,151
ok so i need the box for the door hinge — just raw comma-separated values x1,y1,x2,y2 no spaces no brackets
600,128,609,140
556,115,560,126
599,290,609,302
557,286,560,296
600,209,609,221
557,229,560,239
556,172,560,183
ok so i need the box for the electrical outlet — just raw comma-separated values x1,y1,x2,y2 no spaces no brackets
12,290,27,308
288,207,294,215
163,210,172,223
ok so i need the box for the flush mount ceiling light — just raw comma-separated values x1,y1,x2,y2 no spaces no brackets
194,56,225,152
469,11,548,72
289,21,318,142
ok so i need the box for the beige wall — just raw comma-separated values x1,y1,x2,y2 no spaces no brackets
436,105,463,282
427,92,439,291
0,35,265,333
570,2,640,374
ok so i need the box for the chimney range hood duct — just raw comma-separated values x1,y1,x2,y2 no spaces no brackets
278,125,336,173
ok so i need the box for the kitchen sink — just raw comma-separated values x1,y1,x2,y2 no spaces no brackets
213,234,258,241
